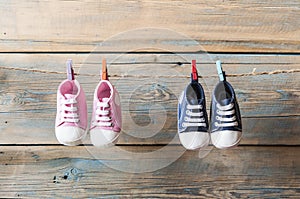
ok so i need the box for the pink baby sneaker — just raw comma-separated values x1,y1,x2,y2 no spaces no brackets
55,60,87,146
90,59,122,147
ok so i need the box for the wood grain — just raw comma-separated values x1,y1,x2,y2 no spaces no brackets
0,146,299,198
1,115,299,145
0,0,299,53
0,53,299,145
0,1,299,197
1,53,300,73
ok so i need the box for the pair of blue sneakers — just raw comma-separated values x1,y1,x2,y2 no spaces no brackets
178,60,242,150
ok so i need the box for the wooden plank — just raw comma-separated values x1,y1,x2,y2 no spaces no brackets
1,53,300,74
0,76,299,145
1,115,299,145
0,146,299,198
0,0,299,53
0,53,299,145
0,55,299,118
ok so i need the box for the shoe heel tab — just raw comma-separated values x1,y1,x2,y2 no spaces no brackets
102,58,109,80
66,59,75,80
216,60,226,81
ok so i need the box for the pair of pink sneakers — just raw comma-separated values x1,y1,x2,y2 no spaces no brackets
55,59,122,147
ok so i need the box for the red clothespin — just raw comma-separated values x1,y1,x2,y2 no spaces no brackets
191,60,198,82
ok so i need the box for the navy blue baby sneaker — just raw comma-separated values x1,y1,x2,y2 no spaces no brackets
178,60,209,150
210,61,242,149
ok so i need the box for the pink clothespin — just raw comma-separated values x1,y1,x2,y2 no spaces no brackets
66,59,75,80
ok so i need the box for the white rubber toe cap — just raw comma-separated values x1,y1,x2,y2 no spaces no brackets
55,126,86,146
90,129,119,147
211,130,242,149
179,132,209,150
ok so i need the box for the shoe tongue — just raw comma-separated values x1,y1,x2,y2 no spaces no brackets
189,98,202,105
220,98,231,106
64,94,76,99
101,97,110,102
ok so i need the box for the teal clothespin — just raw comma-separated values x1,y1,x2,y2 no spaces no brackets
216,60,226,81
66,59,75,80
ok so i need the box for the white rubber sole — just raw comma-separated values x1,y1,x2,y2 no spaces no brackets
211,130,242,149
179,131,210,150
90,129,120,147
55,126,87,146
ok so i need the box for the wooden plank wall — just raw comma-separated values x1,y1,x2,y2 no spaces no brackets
0,0,299,198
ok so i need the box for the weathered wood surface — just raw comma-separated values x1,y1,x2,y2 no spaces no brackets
0,0,299,197
0,0,299,53
0,146,299,198
0,53,299,145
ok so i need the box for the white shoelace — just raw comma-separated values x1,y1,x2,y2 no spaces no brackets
61,98,79,123
182,104,206,127
215,103,238,127
95,101,112,127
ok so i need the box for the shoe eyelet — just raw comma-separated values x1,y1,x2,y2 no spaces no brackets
214,122,219,127
216,116,220,120
182,123,186,127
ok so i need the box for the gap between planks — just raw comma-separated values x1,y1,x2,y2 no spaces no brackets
0,144,299,147
0,65,299,78
1,51,300,55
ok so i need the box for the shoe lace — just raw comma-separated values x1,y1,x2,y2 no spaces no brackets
95,101,112,127
182,104,206,127
215,103,238,127
61,98,79,123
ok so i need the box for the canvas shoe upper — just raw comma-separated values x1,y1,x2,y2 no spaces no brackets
55,79,88,146
210,61,242,149
178,60,209,150
90,60,122,147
